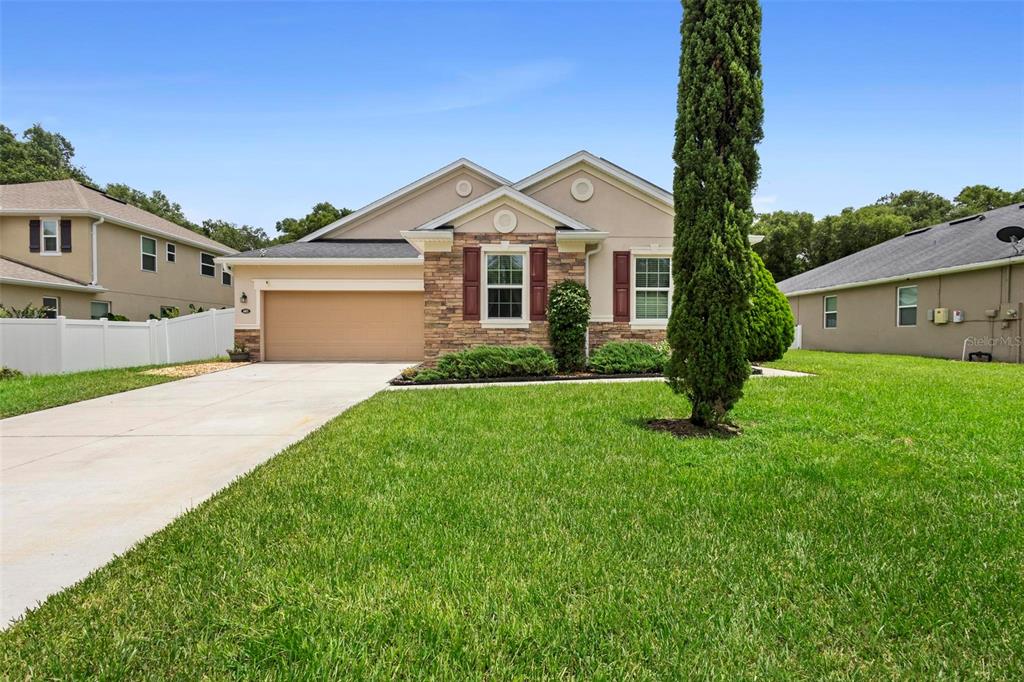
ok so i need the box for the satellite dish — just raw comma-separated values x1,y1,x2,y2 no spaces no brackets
996,225,1024,254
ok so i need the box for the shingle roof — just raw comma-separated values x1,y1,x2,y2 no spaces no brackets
229,240,421,260
0,256,102,290
777,203,1024,295
0,180,234,254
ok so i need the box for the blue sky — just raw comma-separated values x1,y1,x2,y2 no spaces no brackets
2,1,1022,231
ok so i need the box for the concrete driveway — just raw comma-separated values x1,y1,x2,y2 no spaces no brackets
0,362,405,626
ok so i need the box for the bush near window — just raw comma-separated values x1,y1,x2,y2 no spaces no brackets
746,252,795,362
588,341,670,375
547,280,591,372
413,345,557,383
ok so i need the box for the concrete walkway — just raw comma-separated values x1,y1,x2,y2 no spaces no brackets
0,362,405,626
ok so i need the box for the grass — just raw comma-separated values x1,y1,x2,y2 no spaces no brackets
1,350,1021,678
0,359,227,418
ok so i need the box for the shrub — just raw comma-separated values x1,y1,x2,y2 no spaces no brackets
0,366,24,380
0,303,51,318
413,345,557,382
589,341,669,375
547,280,591,372
107,314,130,322
746,252,794,362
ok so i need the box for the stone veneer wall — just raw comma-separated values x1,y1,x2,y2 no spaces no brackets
234,329,262,361
423,232,586,361
588,322,666,350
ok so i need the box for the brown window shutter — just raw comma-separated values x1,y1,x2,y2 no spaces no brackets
60,219,72,252
29,219,41,252
613,251,630,322
463,246,481,320
529,247,548,321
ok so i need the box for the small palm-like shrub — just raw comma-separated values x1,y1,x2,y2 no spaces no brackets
0,366,24,380
414,345,557,382
588,341,669,375
547,280,591,372
746,252,794,362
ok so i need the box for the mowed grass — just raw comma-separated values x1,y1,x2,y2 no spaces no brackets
1,351,1021,678
0,360,225,418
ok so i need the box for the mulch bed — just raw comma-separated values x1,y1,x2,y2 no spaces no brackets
391,365,763,387
646,418,742,439
141,361,248,378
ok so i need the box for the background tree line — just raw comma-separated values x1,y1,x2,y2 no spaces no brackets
0,124,351,250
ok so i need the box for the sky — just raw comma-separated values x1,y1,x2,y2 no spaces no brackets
2,1,1022,232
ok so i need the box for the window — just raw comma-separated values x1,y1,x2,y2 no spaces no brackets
200,252,215,277
90,301,112,320
823,295,838,328
42,218,59,253
166,243,176,262
221,267,232,286
141,236,157,272
897,285,918,327
41,296,60,319
486,253,524,319
634,257,671,320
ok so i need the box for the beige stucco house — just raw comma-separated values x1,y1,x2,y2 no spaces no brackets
0,180,235,320
778,203,1024,363
222,151,741,363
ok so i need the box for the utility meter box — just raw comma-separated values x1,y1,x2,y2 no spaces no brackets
952,309,964,323
933,307,949,325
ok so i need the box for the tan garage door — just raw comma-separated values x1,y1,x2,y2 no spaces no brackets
263,291,424,361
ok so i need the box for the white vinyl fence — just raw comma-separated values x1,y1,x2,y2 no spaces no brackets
0,308,235,375
791,324,802,350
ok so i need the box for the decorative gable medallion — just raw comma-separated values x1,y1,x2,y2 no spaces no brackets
455,179,473,197
571,177,594,202
493,209,518,233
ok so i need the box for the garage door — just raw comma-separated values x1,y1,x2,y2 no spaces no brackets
263,290,424,361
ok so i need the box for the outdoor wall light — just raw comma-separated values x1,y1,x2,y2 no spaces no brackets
240,292,248,304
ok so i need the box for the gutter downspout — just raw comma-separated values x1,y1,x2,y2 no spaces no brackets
584,241,604,357
90,217,104,286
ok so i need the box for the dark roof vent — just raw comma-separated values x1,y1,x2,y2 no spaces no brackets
903,227,932,237
949,214,982,225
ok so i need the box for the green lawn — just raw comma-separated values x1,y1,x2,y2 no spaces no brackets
0,360,226,418
1,351,1021,678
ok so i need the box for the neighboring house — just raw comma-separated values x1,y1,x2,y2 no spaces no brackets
223,151,753,363
0,180,235,320
778,203,1024,363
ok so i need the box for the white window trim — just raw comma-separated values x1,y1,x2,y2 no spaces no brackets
42,296,60,317
41,216,61,255
166,243,176,262
823,295,838,329
140,235,158,273
91,300,112,320
896,285,918,328
200,252,216,278
630,252,672,329
481,244,529,327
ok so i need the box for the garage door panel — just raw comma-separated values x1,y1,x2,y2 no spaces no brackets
264,291,424,361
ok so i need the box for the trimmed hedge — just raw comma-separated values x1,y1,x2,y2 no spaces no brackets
747,252,795,362
588,341,669,375
414,345,557,383
547,280,591,372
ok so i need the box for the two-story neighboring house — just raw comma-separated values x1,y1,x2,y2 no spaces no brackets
0,180,235,320
220,151,761,363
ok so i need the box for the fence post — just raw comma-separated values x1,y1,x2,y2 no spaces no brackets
101,317,109,368
209,310,219,359
56,315,67,373
163,318,172,363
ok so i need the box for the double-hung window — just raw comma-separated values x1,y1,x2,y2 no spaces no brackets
222,268,232,286
897,285,918,327
41,296,60,319
166,243,176,262
634,257,671,320
141,236,157,272
200,253,216,277
42,218,59,253
823,295,838,328
90,301,112,320
486,254,524,319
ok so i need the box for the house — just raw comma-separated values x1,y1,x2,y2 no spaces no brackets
222,151,743,363
0,180,235,320
777,203,1024,363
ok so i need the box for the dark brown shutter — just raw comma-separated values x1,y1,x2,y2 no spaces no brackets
29,219,41,252
60,219,72,252
613,251,630,322
529,247,548,321
463,246,481,320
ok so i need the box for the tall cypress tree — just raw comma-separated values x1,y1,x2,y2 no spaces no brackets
665,0,763,427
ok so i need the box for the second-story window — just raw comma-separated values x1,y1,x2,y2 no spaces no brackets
166,243,176,262
42,218,59,253
200,253,215,277
141,236,157,272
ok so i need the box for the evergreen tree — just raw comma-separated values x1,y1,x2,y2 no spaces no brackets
666,0,763,427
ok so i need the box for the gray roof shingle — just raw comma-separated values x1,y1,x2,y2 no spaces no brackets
777,203,1024,295
229,240,421,260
